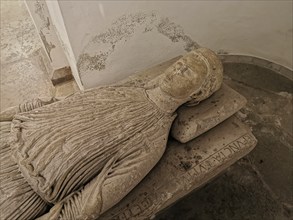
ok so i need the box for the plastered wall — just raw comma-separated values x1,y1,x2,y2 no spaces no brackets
45,0,83,89
24,0,68,71
47,1,293,89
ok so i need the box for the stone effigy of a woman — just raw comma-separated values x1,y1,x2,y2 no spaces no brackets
0,48,223,220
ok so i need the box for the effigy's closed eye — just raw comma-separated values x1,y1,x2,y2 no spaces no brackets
182,68,195,78
175,61,183,70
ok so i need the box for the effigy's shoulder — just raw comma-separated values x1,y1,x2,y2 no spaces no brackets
65,86,147,103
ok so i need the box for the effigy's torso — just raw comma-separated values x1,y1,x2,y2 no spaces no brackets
11,86,175,204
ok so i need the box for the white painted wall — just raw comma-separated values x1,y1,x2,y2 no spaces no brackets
48,1,293,89
45,0,84,89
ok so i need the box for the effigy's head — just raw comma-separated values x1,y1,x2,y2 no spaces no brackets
160,48,223,104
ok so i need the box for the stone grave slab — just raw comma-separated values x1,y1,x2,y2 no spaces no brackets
100,116,257,220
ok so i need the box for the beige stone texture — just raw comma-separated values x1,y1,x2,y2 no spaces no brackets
0,0,55,112
51,67,73,85
54,79,80,98
100,116,257,219
1,48,226,219
171,83,247,143
119,53,245,144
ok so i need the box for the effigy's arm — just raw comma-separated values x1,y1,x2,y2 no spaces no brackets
0,97,59,121
37,138,166,220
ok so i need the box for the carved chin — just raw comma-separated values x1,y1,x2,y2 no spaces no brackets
160,80,194,99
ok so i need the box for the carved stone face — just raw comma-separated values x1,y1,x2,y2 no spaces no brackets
160,52,208,99
160,48,223,103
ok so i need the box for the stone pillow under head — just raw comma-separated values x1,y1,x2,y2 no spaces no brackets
171,83,247,143
116,50,246,143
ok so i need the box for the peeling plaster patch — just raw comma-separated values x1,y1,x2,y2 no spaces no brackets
40,30,56,61
77,13,157,74
46,17,50,30
77,12,200,76
34,1,50,29
34,1,44,20
33,0,56,60
78,52,109,71
93,12,157,45
156,17,199,52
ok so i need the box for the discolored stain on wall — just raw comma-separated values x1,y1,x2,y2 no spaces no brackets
156,17,199,52
34,1,50,29
39,30,55,61
32,0,58,62
77,52,109,72
77,12,200,76
77,13,157,74
46,17,50,30
92,13,157,46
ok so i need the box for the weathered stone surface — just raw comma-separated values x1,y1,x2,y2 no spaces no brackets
1,48,224,220
100,116,257,220
116,56,182,88
0,121,48,220
51,66,73,85
224,62,293,206
158,62,292,220
171,83,247,143
118,56,245,144
0,97,57,121
0,121,11,136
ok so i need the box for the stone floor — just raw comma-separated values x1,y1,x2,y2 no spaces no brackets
0,0,78,111
1,1,292,220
